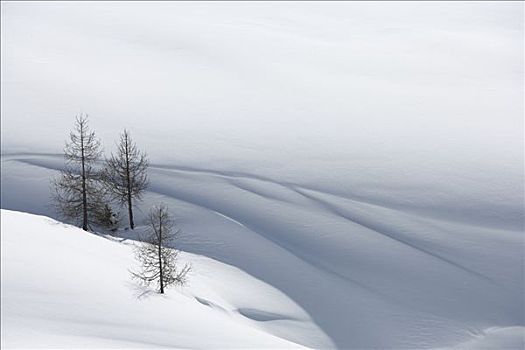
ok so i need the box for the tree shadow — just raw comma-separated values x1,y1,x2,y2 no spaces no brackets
126,281,158,300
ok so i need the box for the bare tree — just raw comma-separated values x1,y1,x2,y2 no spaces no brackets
131,205,190,294
52,114,104,231
104,130,148,230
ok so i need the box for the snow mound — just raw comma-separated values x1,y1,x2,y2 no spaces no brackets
0,209,321,349
1,155,523,349
1,2,523,348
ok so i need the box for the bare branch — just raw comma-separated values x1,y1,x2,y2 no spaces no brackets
130,205,190,294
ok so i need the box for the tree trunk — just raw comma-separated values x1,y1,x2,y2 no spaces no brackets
80,129,88,231
127,194,134,230
158,216,164,294
125,134,134,229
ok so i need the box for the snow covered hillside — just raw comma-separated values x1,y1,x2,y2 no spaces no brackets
1,209,319,348
1,1,524,349
2,154,524,349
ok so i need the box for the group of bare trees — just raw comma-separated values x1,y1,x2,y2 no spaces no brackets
52,114,190,294
52,114,147,231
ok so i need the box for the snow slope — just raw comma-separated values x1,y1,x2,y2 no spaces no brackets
1,1,524,349
1,154,524,349
1,209,321,348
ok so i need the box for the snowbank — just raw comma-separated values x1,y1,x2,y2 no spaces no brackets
0,209,317,348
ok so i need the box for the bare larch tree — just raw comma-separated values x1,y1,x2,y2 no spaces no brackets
52,114,104,231
105,130,148,230
131,205,190,294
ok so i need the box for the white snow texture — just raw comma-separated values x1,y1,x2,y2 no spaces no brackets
1,2,523,349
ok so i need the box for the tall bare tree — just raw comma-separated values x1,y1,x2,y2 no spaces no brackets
105,130,148,229
131,205,190,294
52,114,104,231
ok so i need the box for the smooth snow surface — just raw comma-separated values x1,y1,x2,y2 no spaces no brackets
1,156,524,349
1,210,315,349
1,1,524,349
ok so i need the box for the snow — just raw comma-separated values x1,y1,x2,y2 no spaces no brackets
1,209,315,348
1,1,524,349
1,155,524,348
450,327,525,350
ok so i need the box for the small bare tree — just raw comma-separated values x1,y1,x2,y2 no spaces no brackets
52,114,105,231
131,205,190,294
104,130,148,230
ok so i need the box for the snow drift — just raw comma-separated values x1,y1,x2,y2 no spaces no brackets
1,155,524,348
1,209,320,348
1,1,524,349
